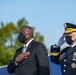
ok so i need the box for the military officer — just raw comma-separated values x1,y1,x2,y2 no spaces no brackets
50,23,76,75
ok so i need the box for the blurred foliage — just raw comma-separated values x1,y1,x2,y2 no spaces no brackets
0,18,47,66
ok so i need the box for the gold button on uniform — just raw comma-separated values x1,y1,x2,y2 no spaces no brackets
63,70,66,72
64,64,66,67
64,59,66,62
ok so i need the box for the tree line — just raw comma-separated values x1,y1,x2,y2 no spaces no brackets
0,18,45,66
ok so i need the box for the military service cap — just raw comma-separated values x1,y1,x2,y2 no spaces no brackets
64,23,76,34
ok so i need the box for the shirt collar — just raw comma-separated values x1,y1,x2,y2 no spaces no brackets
71,43,76,47
24,38,33,47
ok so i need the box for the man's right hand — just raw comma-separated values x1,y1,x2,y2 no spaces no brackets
16,52,30,63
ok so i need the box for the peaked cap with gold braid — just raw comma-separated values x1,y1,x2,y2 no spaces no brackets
64,23,76,34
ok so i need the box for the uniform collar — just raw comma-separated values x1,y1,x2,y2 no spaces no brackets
71,43,76,47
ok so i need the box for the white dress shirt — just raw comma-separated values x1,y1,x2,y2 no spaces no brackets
22,38,33,53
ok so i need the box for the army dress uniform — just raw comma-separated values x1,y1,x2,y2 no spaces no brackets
51,45,76,75
50,23,76,75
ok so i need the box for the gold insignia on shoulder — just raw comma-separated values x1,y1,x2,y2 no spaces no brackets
64,24,67,29
71,63,76,68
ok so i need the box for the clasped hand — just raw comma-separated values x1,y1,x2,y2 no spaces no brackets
16,52,30,63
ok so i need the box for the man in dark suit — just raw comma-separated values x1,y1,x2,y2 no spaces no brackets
7,26,50,75
50,23,76,75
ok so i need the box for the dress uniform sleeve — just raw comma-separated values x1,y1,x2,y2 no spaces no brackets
50,45,60,64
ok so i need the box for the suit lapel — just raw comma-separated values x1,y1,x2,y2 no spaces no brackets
26,40,34,52
17,40,35,68
18,47,23,54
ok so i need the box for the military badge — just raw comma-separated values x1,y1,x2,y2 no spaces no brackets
64,23,67,29
72,52,76,61
71,63,76,68
59,55,63,60
59,53,65,61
